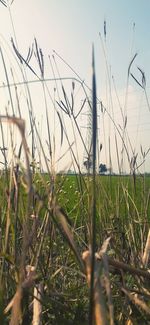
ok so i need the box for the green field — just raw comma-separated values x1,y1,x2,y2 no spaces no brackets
56,174,150,235
1,171,150,324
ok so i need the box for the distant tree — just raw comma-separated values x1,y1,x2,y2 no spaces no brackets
99,163,107,174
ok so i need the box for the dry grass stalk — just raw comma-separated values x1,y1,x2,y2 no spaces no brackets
142,229,150,267
101,255,114,325
32,283,43,325
122,287,150,315
97,237,114,325
82,250,108,325
107,257,150,279
52,204,85,272
9,287,23,325
4,265,36,324
125,319,134,325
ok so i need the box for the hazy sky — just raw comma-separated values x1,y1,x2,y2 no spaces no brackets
0,0,150,173
0,1,149,84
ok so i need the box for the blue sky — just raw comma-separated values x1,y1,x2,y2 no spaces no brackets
0,0,150,172
1,0,150,87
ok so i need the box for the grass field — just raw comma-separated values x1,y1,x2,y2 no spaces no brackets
1,171,150,324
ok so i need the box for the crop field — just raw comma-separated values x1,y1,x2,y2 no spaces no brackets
56,174,150,219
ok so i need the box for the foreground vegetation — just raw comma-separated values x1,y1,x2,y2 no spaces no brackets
1,171,150,324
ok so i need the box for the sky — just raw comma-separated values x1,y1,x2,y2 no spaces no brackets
0,0,150,173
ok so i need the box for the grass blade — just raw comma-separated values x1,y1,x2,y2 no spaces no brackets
89,45,98,325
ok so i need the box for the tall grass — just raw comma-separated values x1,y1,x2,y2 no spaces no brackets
0,3,150,324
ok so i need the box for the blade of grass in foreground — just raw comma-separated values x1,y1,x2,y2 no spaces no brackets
89,45,98,325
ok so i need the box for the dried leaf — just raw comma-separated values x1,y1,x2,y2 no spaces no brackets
52,204,84,272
